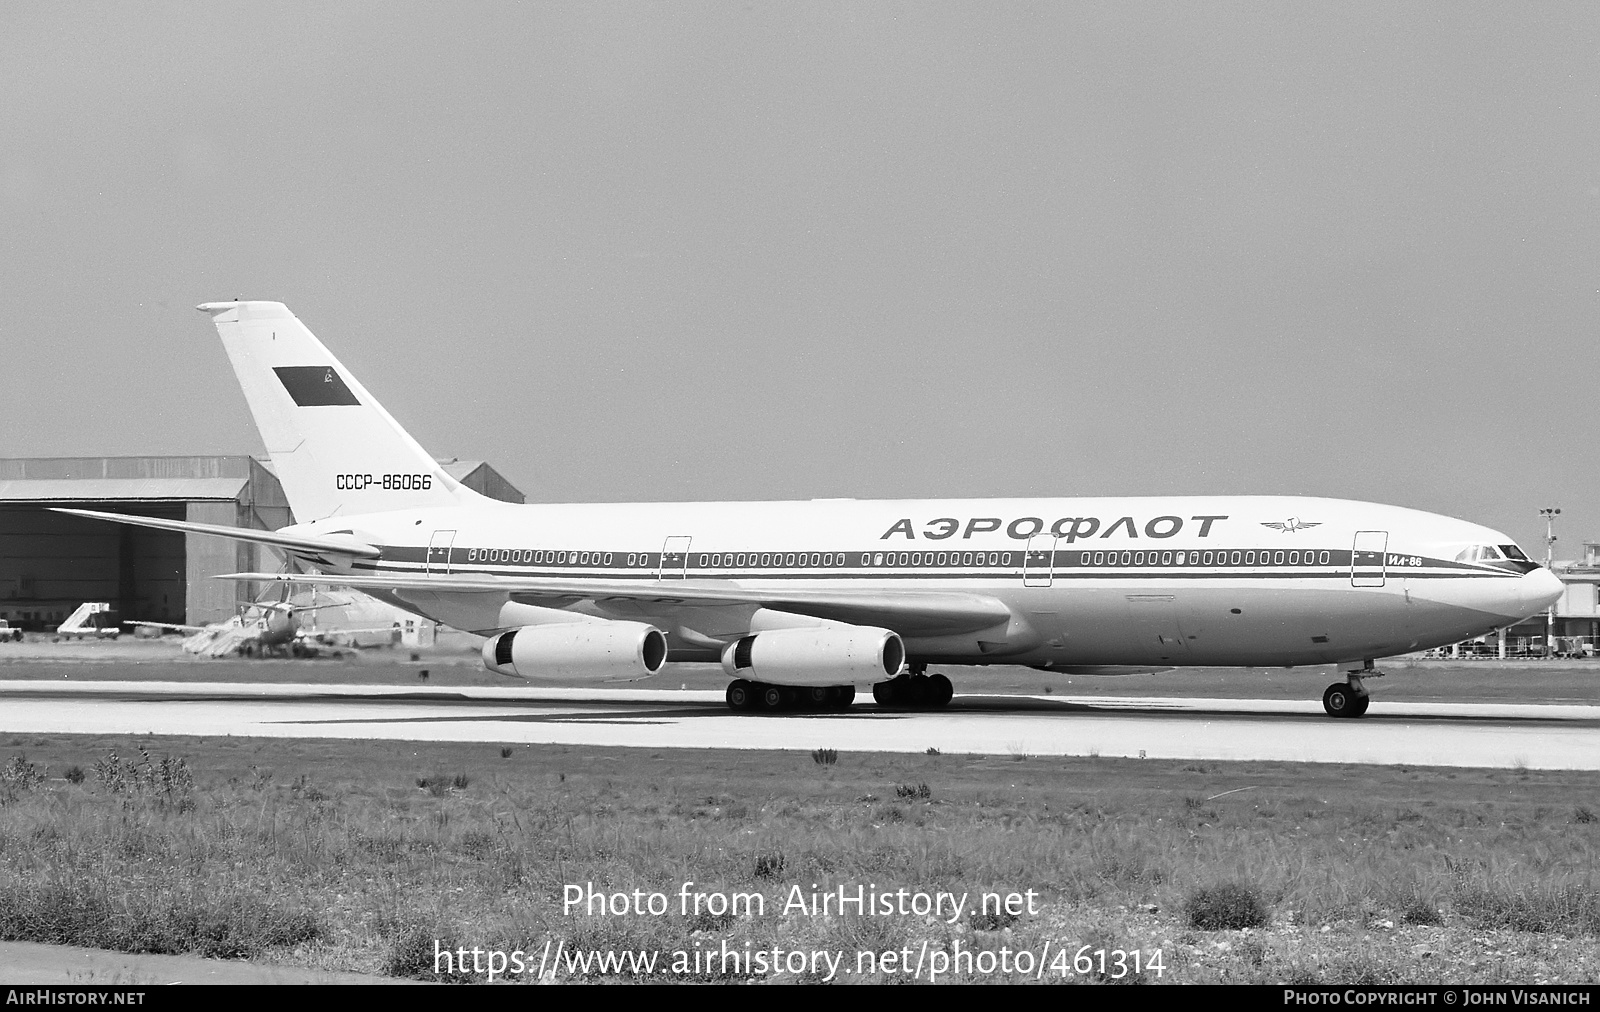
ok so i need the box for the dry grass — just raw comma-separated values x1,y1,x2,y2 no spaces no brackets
0,735,1595,983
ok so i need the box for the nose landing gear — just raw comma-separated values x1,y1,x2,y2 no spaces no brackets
1323,663,1381,718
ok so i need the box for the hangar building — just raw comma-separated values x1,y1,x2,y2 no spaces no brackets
0,455,523,630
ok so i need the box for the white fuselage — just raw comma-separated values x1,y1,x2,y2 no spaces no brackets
290,494,1560,672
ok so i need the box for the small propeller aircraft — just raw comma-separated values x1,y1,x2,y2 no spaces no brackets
126,588,395,658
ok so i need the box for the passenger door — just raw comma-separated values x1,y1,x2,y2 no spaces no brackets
427,530,456,575
1351,531,1388,587
659,536,692,580
1023,533,1058,587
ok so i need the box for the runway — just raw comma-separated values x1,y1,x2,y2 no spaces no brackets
2,680,1596,770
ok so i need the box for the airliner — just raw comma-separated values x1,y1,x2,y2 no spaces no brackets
59,301,1563,717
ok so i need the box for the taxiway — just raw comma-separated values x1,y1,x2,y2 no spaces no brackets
1,680,1595,770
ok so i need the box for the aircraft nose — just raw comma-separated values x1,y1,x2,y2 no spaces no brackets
1517,568,1564,616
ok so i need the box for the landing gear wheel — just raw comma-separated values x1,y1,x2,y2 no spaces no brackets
1322,682,1365,718
871,675,948,710
805,686,833,710
906,675,929,707
834,685,856,710
726,679,753,711
758,683,786,711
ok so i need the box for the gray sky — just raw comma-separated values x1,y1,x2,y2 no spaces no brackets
2,3,1596,554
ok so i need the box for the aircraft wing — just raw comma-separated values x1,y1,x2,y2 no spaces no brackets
219,571,1013,636
285,599,352,614
310,626,400,635
50,509,382,563
124,620,210,633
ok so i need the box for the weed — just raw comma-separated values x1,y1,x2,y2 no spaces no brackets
1186,882,1269,930
0,756,46,791
500,747,513,759
753,851,785,878
382,924,471,982
811,749,838,766
457,831,495,860
417,774,468,796
1454,884,1600,935
894,783,931,801
686,909,736,934
63,766,84,785
1574,806,1596,825
0,882,320,959
91,749,192,807
289,775,326,802
1398,894,1442,926
925,747,940,756
969,907,1019,932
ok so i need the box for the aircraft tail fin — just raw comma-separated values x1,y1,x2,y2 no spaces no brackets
198,301,484,521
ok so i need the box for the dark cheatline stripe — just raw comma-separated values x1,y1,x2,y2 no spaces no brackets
274,365,360,406
355,544,1517,582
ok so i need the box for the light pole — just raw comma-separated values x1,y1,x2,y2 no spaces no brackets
1540,507,1561,656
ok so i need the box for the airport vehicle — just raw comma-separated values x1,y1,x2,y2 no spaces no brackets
59,301,1564,716
0,620,21,642
56,602,120,640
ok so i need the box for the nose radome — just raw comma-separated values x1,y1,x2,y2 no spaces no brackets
1521,568,1564,615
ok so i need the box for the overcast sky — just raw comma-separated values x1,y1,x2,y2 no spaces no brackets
2,3,1596,554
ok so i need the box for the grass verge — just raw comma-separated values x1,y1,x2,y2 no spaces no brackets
0,733,1595,983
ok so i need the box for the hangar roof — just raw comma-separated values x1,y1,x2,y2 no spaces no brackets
0,477,248,502
0,456,268,505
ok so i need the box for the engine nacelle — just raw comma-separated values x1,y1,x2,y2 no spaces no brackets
482,621,668,682
720,625,904,686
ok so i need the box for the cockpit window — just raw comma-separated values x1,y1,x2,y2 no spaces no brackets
1456,543,1537,569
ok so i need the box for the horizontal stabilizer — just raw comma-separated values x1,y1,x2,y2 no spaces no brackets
217,572,1014,636
52,508,382,561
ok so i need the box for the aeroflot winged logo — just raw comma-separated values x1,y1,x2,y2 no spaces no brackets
274,366,360,407
1261,517,1321,534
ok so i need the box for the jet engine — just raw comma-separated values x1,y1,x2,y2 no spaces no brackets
482,621,668,681
719,624,904,686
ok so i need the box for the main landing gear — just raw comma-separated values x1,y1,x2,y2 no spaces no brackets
724,680,856,712
871,670,954,710
1322,662,1382,718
